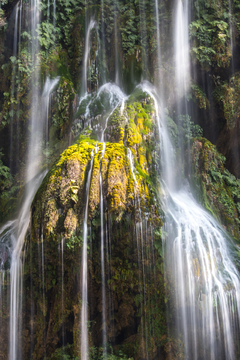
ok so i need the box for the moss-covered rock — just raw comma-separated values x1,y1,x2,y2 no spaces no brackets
18,91,175,359
191,137,240,240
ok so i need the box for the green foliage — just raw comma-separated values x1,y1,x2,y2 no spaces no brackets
191,138,240,239
90,345,133,360
52,79,74,139
119,4,139,57
190,0,232,68
154,228,163,257
191,82,210,110
178,114,203,140
0,149,10,190
0,8,7,31
0,150,19,223
66,235,83,250
37,22,57,51
213,72,240,129
48,343,78,359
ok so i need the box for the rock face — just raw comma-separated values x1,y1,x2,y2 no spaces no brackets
17,94,178,359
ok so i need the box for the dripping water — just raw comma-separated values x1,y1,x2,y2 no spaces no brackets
81,149,95,360
99,145,107,359
97,83,126,356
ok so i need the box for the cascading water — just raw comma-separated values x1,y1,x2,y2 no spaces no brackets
80,148,95,360
9,1,41,358
140,16,240,354
167,3,240,349
81,19,96,97
4,3,60,358
174,0,190,99
127,148,150,359
165,189,240,360
139,71,240,358
1,0,240,358
99,147,107,359
114,0,120,86
9,172,46,360
42,76,60,164
10,3,19,173
139,0,148,77
78,81,127,357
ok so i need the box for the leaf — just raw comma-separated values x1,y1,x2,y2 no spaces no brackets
71,193,78,203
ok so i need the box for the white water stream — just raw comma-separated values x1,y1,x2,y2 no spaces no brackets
10,4,19,172
174,0,190,98
42,76,60,164
140,76,240,359
8,75,59,359
80,149,95,360
96,83,126,357
9,172,46,360
6,6,59,355
81,19,96,96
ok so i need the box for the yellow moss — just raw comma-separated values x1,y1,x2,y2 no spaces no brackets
64,208,78,238
136,117,144,131
89,152,101,218
46,199,59,235
138,151,148,174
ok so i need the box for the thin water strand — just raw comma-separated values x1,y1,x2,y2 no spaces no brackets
81,149,95,360
9,172,46,360
99,144,107,358
81,19,96,96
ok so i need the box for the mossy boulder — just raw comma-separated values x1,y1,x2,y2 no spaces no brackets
20,111,168,359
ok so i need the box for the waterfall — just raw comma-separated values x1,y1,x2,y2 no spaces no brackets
100,0,106,83
9,1,41,358
114,0,120,85
81,19,96,97
16,0,22,166
139,0,148,77
7,3,60,358
10,3,19,173
99,145,107,359
42,76,60,165
1,0,240,358
127,148,150,358
80,149,95,360
165,189,240,360
98,83,126,356
9,172,46,360
153,0,240,342
174,0,190,99
140,79,240,360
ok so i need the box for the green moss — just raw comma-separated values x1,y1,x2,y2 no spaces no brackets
214,72,240,129
191,137,240,240
22,90,166,358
